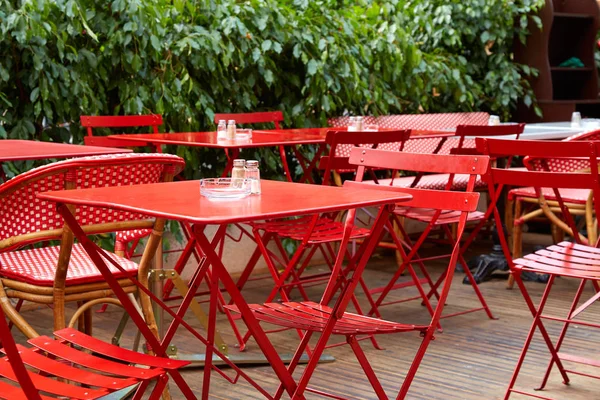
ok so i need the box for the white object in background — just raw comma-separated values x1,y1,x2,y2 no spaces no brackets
348,116,357,132
571,112,582,128
226,120,236,140
364,124,379,132
217,120,227,139
488,115,500,126
355,116,364,131
245,160,261,194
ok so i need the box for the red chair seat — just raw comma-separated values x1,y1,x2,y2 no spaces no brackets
394,207,485,225
508,187,590,204
0,243,138,286
514,241,600,280
368,174,485,191
253,217,371,244
226,301,425,335
0,327,189,399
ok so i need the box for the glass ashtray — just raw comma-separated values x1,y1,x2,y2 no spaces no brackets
200,178,252,199
235,128,252,141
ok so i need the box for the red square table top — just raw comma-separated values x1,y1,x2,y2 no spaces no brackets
0,139,132,162
38,180,411,225
107,131,326,149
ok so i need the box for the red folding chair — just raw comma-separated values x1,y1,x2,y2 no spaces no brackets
226,129,412,351
81,114,163,148
506,129,600,288
227,147,488,399
0,153,184,338
368,124,524,320
479,137,600,399
0,307,190,399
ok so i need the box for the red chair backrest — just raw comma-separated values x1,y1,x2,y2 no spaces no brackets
328,112,490,131
80,115,163,147
525,128,600,172
318,130,411,184
0,153,185,251
213,111,284,129
346,147,486,211
477,138,600,245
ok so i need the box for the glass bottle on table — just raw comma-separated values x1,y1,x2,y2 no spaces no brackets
356,116,364,131
348,116,357,132
217,120,227,139
226,120,236,140
231,159,246,188
245,160,261,194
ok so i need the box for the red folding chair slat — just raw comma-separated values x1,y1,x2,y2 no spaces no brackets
478,137,600,399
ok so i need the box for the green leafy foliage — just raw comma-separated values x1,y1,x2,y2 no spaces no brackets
0,0,543,181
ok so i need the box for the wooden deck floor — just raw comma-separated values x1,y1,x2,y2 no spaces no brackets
14,237,600,399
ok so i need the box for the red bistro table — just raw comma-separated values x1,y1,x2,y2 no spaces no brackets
38,179,411,398
106,130,326,183
0,139,132,182
0,139,132,162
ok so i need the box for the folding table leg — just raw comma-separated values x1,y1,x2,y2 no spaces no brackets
193,227,299,398
505,273,570,399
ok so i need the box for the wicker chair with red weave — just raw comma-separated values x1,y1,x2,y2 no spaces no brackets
479,137,600,399
226,147,488,399
0,153,184,339
225,129,412,351
506,129,600,289
0,299,192,399
366,124,524,321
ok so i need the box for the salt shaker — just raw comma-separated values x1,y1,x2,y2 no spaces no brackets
348,116,357,132
488,115,500,126
226,120,236,140
571,112,582,128
231,159,245,188
245,160,261,194
356,116,364,131
217,120,227,139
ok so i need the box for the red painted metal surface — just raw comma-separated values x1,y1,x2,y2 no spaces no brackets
0,310,189,399
345,147,496,326
107,130,325,148
39,178,411,398
38,179,408,224
478,137,600,399
80,114,163,148
0,139,132,162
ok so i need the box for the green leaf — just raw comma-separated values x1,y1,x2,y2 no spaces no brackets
261,40,272,52
151,35,161,51
307,59,318,75
30,87,40,102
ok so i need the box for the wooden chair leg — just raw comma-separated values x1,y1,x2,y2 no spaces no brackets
0,284,39,339
551,223,565,244
508,199,523,289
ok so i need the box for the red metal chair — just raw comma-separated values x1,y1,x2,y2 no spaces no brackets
0,153,184,338
224,130,411,351
478,137,600,399
367,124,524,320
80,114,163,148
0,306,190,399
506,129,600,288
328,112,490,131
227,147,488,399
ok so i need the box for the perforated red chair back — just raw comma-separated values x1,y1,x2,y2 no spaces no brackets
318,130,411,184
0,153,185,251
213,111,284,129
80,114,163,147
524,128,600,172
